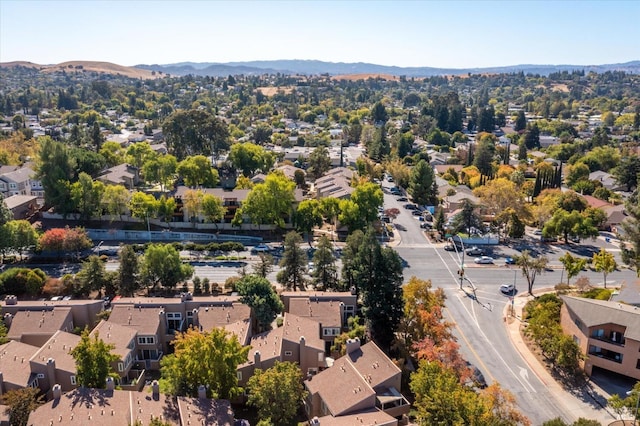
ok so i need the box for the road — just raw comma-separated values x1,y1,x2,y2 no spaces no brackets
382,180,637,424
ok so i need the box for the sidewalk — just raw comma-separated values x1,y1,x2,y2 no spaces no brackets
504,289,618,424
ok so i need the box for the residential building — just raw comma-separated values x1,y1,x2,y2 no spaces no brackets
6,307,74,347
96,163,140,189
90,320,137,385
304,338,409,422
281,291,357,327
0,165,39,198
560,296,640,381
29,331,81,396
0,297,104,331
314,167,354,199
0,340,40,393
288,298,344,349
1,194,38,219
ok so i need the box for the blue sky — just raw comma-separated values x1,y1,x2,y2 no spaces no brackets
1,1,638,68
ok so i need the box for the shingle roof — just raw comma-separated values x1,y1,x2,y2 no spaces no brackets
347,341,401,389
289,298,342,328
176,396,235,426
197,303,251,331
0,340,40,387
90,320,137,359
7,307,74,340
108,305,162,336
562,296,640,340
313,409,397,426
282,313,324,351
30,331,81,373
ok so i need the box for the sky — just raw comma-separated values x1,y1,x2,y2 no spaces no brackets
1,1,639,69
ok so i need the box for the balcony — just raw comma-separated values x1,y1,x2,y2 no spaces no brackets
588,346,623,364
590,335,626,347
375,387,410,418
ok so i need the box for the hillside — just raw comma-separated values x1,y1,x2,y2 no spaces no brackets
0,60,160,79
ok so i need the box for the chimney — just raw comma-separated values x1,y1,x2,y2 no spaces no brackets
191,309,199,327
3,313,12,328
152,380,160,400
46,358,56,388
5,295,17,305
52,384,62,400
0,372,4,396
106,377,115,391
254,351,261,370
299,336,306,365
345,337,360,354
350,286,356,295
197,385,207,399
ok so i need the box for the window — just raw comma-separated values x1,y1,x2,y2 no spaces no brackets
37,373,45,379
167,312,182,331
29,378,39,388
138,336,156,345
9,183,17,189
237,371,242,381
636,359,640,369
593,329,604,338
284,351,293,356
70,376,77,385
118,362,124,372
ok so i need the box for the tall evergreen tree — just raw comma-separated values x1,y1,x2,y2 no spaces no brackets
409,160,437,206
276,231,307,291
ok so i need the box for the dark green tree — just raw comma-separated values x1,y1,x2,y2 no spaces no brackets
514,110,527,132
472,137,496,176
307,145,331,180
118,245,140,297
341,229,364,291
409,160,437,206
523,123,540,149
312,235,339,290
612,154,640,192
450,199,483,236
140,244,194,292
1,387,43,426
276,231,307,291
71,328,119,388
371,101,388,123
236,274,284,332
162,109,229,161
37,137,74,214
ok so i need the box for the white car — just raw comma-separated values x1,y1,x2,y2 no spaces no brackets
251,244,271,253
474,256,494,264
500,283,515,294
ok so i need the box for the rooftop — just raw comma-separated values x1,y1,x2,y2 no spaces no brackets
90,320,137,359
30,331,81,373
108,304,163,336
562,296,640,340
289,298,342,328
7,307,73,340
0,340,40,387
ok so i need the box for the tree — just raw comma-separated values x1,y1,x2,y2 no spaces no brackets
592,248,617,288
6,220,38,260
514,110,527,132
236,274,283,332
162,109,229,161
177,155,219,187
0,199,12,225
39,226,92,259
472,135,496,176
523,123,540,149
71,328,119,388
240,171,295,228
101,184,130,221
247,362,307,426
612,154,640,192
409,159,437,206
474,178,529,225
516,250,549,295
312,235,338,290
71,172,105,221
157,195,178,226
140,243,193,291
128,191,159,228
350,182,384,224
228,142,274,176
38,137,73,213
159,327,249,398
142,153,177,191
277,231,307,291
341,229,364,291
0,307,7,344
118,245,140,297
450,199,483,236
544,209,598,244
319,197,341,236
294,199,323,244
1,387,43,426
307,145,331,180
621,190,640,275
354,228,404,352
126,141,155,168
77,255,108,297
253,253,274,278
368,126,390,161
559,252,586,286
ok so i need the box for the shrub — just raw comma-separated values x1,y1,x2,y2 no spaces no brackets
224,276,240,292
0,268,47,295
42,277,65,296
582,288,612,300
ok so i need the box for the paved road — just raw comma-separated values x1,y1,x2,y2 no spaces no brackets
381,181,637,424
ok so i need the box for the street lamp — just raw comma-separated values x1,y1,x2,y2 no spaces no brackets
627,389,639,426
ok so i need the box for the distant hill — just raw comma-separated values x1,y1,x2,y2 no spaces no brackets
0,60,160,79
137,59,640,77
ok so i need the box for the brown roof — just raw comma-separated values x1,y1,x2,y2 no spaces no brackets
176,397,235,426
27,388,180,426
347,341,401,389
30,331,81,373
244,327,284,366
289,298,342,328
306,358,374,416
220,319,252,346
197,303,251,331
562,296,640,341
108,305,163,336
282,313,324,351
110,295,241,308
313,409,397,426
0,340,40,387
90,320,137,359
7,307,74,340
0,299,104,309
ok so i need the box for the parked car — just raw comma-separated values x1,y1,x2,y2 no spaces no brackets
396,196,408,202
500,283,515,294
465,246,484,256
533,229,543,235
386,176,394,182
251,244,271,253
390,188,402,195
505,256,516,265
404,203,417,210
420,222,432,229
412,210,423,216
444,243,456,251
466,362,487,389
474,256,494,264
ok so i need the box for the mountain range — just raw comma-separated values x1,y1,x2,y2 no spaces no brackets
136,59,640,77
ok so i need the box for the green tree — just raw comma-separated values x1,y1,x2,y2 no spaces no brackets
118,245,140,297
71,328,119,388
371,101,388,123
0,199,12,225
544,209,598,244
312,235,338,290
621,190,640,275
307,145,331,180
159,327,249,398
6,220,38,260
236,274,284,332
157,195,177,226
409,159,437,206
450,199,483,236
277,231,307,291
126,141,155,168
1,387,43,426
142,153,177,191
592,248,617,288
559,252,586,286
70,172,105,221
523,123,540,149
240,171,295,228
612,154,640,192
162,109,229,161
341,229,364,291
319,197,341,235
228,142,274,176
294,199,323,244
140,243,193,291
514,110,527,132
253,253,274,278
99,141,126,167
38,137,73,214
177,155,220,188
128,191,159,229
516,250,549,295
77,255,108,297
247,361,307,426
101,184,130,221
472,135,496,176
351,182,383,223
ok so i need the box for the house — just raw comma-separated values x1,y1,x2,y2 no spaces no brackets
0,340,41,393
309,408,398,426
560,296,640,381
29,331,81,396
288,298,344,349
90,320,138,385
304,338,409,421
0,165,38,198
27,382,237,426
314,167,354,200
281,291,357,326
174,186,250,223
0,297,104,331
6,307,74,347
434,164,464,177
97,164,140,189
237,313,326,386
589,170,624,191
277,164,306,181
442,185,480,212
1,194,38,219
195,302,253,345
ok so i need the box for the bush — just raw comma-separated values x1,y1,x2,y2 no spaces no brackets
224,276,240,292
0,268,47,295
42,278,65,296
582,288,612,300
170,242,184,251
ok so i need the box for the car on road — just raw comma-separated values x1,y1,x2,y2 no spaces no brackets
390,188,402,195
465,246,484,256
251,244,271,253
386,176,394,182
465,362,487,389
474,256,494,264
396,196,408,202
404,203,417,210
444,243,456,251
505,256,516,265
500,283,515,294
412,210,422,216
